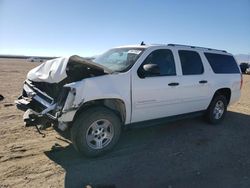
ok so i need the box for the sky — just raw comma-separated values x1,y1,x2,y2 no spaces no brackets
0,0,250,57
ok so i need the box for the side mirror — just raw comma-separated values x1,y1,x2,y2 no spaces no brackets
143,64,160,76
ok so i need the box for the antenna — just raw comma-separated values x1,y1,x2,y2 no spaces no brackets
140,41,145,46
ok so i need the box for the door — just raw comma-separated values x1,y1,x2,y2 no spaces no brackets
176,50,210,113
131,49,183,123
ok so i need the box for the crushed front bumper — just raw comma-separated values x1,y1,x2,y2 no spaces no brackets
15,98,30,111
15,80,58,125
15,80,78,132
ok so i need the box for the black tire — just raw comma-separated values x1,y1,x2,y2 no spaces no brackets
70,106,121,157
205,95,227,124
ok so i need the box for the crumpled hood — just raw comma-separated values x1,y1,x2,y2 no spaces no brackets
27,55,112,83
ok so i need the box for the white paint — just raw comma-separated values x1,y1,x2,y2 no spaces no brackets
25,44,242,126
27,56,69,83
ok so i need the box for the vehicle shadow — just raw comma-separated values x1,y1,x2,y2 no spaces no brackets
45,111,250,188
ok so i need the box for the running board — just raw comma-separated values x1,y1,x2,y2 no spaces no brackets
127,111,205,129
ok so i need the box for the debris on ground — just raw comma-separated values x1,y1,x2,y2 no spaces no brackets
0,94,4,101
3,103,14,107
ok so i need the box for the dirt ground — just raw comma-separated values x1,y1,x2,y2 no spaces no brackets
0,58,249,188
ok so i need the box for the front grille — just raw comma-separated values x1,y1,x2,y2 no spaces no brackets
24,80,54,104
34,89,53,104
29,99,47,112
29,80,65,101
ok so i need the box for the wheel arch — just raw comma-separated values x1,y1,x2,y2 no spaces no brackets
211,88,231,105
73,98,127,124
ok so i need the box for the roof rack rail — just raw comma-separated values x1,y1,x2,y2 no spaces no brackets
167,44,227,53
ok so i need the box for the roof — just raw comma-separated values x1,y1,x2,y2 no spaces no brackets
115,43,229,54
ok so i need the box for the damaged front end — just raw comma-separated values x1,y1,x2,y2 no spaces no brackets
15,79,70,129
15,55,111,132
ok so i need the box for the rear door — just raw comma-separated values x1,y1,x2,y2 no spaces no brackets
176,50,211,112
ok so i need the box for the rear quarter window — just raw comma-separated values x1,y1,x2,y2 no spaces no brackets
204,53,240,74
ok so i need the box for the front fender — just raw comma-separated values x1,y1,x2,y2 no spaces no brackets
59,73,131,124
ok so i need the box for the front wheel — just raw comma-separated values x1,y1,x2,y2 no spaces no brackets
71,107,121,157
205,95,227,124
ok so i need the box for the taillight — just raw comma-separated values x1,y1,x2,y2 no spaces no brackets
240,74,243,90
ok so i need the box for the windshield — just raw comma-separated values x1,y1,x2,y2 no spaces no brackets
93,48,145,72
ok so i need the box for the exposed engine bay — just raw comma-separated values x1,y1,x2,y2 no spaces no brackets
27,55,111,98
15,55,112,132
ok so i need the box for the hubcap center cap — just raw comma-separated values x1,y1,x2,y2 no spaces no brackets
93,128,104,136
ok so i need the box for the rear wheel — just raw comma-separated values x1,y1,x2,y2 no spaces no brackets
70,107,121,157
206,95,227,124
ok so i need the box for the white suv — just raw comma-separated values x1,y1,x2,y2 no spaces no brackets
16,43,242,157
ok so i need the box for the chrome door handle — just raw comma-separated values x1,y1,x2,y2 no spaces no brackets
199,80,208,84
168,82,179,86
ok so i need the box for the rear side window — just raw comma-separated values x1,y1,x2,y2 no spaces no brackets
179,50,204,75
204,53,240,74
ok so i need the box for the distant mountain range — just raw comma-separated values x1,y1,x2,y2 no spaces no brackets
234,54,250,63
